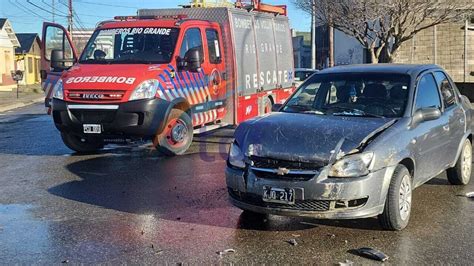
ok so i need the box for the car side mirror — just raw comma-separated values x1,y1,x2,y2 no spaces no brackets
51,49,68,71
271,103,283,112
413,107,441,125
182,47,202,72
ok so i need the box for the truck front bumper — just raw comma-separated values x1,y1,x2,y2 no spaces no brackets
226,165,396,219
51,98,172,139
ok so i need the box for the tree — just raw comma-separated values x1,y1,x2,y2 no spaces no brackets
294,0,473,63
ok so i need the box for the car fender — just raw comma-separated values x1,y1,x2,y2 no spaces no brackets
450,131,472,168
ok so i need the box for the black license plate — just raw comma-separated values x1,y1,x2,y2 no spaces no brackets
262,186,295,204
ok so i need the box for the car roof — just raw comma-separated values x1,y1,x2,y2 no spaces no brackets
295,68,317,72
317,64,442,77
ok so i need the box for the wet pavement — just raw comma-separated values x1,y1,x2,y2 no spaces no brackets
0,104,473,264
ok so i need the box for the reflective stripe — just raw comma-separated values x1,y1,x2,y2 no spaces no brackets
67,105,119,110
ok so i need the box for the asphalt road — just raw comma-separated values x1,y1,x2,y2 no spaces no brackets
0,104,473,264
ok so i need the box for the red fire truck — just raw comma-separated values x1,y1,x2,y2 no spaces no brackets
40,1,295,155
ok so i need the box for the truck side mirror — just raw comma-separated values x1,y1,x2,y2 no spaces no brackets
412,107,441,125
51,49,67,71
183,47,202,72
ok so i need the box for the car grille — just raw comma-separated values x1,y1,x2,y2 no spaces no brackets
229,189,330,212
250,156,323,181
250,156,325,170
70,110,116,123
66,90,125,103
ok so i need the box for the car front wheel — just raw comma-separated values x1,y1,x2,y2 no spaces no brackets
447,139,472,185
379,164,412,231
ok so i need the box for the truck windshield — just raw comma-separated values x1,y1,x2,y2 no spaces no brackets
79,27,179,64
283,73,411,118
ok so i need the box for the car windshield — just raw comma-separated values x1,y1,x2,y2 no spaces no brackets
283,73,411,118
79,27,180,64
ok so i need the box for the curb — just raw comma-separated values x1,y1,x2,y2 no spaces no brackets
0,97,44,113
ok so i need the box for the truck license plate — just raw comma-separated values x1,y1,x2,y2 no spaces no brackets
263,186,295,204
83,124,102,134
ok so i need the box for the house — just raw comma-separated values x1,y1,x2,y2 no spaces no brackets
15,33,41,85
292,31,312,68
0,18,20,91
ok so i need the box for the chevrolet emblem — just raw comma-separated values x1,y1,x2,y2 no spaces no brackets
276,167,290,176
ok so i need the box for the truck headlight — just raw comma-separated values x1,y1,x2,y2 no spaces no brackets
228,143,246,169
129,79,159,101
329,152,374,178
52,79,64,100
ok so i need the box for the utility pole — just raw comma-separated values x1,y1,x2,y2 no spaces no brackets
328,24,334,67
52,0,55,22
67,0,73,40
310,0,316,69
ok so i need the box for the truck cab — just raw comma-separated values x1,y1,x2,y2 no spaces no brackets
41,4,295,155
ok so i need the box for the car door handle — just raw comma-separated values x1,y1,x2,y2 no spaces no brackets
443,125,450,131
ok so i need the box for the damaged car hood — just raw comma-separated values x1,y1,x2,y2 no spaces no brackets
234,112,396,164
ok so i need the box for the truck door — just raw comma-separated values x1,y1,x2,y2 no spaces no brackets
202,26,226,121
41,22,77,113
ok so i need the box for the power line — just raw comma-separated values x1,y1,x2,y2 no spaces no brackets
72,0,139,9
10,0,49,20
26,0,67,17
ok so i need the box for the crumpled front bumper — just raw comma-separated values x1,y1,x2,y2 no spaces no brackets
226,165,396,219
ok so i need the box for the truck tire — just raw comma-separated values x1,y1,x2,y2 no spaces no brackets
154,109,193,156
447,139,472,185
61,132,103,153
379,164,412,231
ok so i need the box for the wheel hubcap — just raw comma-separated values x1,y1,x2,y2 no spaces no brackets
461,141,472,181
399,174,412,221
170,120,188,143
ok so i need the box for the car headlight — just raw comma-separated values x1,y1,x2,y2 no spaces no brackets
329,152,374,178
52,79,64,100
129,79,159,101
228,143,246,169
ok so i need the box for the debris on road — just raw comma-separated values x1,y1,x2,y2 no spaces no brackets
286,239,298,246
61,259,69,264
338,259,354,266
465,192,474,198
291,234,301,238
217,249,236,256
327,233,336,238
352,247,389,262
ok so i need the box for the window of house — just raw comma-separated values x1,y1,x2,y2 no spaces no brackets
415,73,441,111
206,29,221,64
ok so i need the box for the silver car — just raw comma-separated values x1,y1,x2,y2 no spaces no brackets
226,64,472,230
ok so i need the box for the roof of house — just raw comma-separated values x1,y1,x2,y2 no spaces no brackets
0,18,6,29
15,33,39,54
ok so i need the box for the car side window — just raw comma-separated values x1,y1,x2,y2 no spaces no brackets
434,71,456,108
415,74,441,111
179,28,203,59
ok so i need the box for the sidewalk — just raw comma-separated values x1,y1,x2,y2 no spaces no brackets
0,84,44,113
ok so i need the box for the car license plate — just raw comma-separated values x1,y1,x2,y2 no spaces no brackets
83,124,102,134
262,186,295,204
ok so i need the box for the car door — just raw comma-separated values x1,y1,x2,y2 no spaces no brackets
411,73,450,185
41,22,77,114
433,71,466,167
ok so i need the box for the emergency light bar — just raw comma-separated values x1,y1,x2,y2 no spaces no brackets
114,15,188,21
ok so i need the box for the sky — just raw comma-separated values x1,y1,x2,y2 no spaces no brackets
0,0,311,34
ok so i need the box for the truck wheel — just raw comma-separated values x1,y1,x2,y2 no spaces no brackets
263,97,272,114
154,109,193,156
60,132,103,153
447,139,472,185
379,165,412,231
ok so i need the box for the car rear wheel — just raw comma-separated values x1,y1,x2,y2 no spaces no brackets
61,132,103,153
447,139,472,185
154,109,193,156
379,164,412,231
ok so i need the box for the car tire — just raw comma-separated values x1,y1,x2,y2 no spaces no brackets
447,139,472,185
154,109,193,156
379,164,412,231
61,132,103,153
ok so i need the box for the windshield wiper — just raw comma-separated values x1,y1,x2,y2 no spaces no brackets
326,106,385,118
